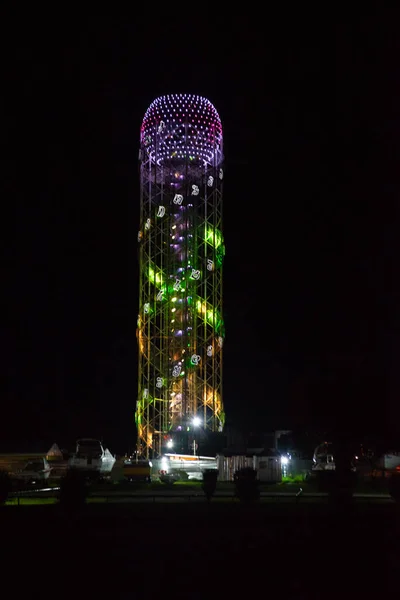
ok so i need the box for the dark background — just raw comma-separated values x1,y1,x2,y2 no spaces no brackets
3,17,399,453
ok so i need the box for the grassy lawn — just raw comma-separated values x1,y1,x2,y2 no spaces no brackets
6,497,57,505
5,475,391,505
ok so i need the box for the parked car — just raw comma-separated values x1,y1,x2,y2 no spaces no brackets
122,459,151,483
12,458,52,487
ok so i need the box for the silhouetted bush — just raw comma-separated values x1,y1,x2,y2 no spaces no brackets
370,471,387,492
388,474,400,502
0,470,12,505
202,469,218,501
234,467,259,504
175,470,189,481
317,468,356,505
59,469,87,512
316,469,356,503
316,470,335,492
159,473,177,485
329,470,356,505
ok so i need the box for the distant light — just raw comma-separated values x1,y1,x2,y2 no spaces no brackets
281,456,289,466
192,416,201,427
167,439,174,448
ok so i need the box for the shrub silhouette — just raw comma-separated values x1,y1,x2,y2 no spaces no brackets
234,467,259,504
389,474,400,502
327,445,356,505
316,468,356,505
316,470,335,492
202,469,218,502
159,473,177,485
0,470,12,505
329,470,356,505
59,469,87,512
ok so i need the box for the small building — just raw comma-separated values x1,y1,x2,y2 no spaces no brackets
217,451,282,483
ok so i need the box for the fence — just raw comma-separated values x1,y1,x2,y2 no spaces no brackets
217,455,282,483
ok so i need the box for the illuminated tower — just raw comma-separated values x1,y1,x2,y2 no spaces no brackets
136,94,225,458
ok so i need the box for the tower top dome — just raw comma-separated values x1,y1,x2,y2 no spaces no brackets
141,94,223,166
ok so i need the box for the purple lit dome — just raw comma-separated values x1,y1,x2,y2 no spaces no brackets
141,94,223,166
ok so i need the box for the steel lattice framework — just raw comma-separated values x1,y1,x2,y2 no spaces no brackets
136,94,225,458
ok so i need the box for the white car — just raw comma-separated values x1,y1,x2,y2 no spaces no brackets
13,458,52,486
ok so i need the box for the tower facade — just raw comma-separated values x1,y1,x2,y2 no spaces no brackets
136,94,225,458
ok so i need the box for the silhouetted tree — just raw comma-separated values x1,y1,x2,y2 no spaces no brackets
329,441,356,505
59,469,87,512
388,474,400,502
234,467,259,504
202,469,218,502
0,470,11,505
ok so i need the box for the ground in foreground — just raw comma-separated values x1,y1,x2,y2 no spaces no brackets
1,502,398,598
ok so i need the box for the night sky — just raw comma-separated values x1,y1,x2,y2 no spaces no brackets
3,18,399,453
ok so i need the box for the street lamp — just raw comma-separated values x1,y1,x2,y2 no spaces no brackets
192,417,201,455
